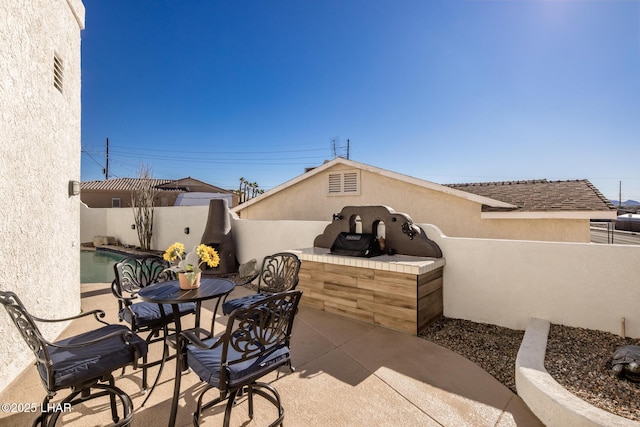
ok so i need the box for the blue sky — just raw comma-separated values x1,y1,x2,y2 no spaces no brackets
81,0,640,201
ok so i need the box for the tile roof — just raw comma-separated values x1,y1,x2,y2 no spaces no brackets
81,178,181,191
446,179,616,212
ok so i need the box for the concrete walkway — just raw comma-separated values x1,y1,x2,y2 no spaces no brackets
0,283,542,426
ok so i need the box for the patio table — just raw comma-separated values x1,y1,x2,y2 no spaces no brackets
137,277,234,427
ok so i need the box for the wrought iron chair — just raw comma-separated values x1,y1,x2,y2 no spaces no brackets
221,252,301,315
182,290,303,426
0,290,147,426
111,255,196,394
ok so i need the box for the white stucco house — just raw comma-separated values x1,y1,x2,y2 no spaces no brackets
0,0,85,391
232,158,617,243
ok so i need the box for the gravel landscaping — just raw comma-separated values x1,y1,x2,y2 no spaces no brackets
420,317,640,422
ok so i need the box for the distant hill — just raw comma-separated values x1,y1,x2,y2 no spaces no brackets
610,199,640,206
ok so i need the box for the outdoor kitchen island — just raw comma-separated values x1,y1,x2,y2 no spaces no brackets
290,247,446,335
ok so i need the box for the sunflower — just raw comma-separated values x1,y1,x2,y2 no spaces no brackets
163,242,185,262
197,244,220,268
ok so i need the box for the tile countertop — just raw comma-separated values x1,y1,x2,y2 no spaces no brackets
288,247,446,276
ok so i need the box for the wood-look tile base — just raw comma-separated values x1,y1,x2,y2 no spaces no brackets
299,260,443,335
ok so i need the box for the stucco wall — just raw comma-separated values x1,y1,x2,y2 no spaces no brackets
81,205,212,253
80,203,107,243
237,163,589,242
231,219,640,340
231,219,328,265
420,223,640,338
81,205,326,261
80,206,639,339
234,219,639,338
0,0,85,391
150,206,211,251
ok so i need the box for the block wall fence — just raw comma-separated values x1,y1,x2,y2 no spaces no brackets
81,205,640,338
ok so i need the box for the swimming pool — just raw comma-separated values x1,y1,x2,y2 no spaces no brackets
80,250,126,283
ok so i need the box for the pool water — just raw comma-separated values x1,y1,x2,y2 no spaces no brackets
81,250,126,283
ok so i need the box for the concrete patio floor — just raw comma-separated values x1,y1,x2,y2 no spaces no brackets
0,283,543,426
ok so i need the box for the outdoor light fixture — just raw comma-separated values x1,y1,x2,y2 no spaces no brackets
131,224,136,230
68,180,80,197
184,227,190,234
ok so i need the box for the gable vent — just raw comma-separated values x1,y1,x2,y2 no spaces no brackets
328,173,342,193
343,172,358,192
53,54,63,93
327,170,360,195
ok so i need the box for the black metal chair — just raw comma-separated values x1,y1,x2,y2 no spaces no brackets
111,255,196,395
0,290,147,426
221,252,301,315
182,290,303,426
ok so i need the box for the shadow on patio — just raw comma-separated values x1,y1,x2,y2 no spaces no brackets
0,283,542,426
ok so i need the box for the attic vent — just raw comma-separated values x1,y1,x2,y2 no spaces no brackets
328,173,341,193
343,172,358,192
53,54,64,93
328,170,360,196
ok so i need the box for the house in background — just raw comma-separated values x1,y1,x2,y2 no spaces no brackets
81,176,238,208
232,158,616,243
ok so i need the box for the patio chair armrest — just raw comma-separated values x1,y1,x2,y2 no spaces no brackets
180,329,222,350
32,309,109,325
46,328,136,349
111,281,137,304
110,280,123,298
46,328,145,368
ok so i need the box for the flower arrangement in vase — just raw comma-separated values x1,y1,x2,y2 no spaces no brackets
163,242,220,289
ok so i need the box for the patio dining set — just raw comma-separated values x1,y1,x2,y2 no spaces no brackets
0,252,302,427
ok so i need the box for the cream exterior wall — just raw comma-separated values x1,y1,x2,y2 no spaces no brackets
420,223,640,339
79,208,639,338
80,203,107,243
234,220,638,338
236,163,589,242
0,0,85,391
81,205,212,252
149,206,211,251
80,206,327,263
231,219,328,265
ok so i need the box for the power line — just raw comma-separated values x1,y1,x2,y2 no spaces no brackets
105,152,329,163
81,138,349,189
102,143,330,155
80,148,105,168
82,142,333,164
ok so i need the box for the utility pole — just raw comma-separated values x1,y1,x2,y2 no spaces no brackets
105,138,109,180
346,139,350,160
619,181,622,208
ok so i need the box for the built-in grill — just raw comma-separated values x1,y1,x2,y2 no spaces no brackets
200,199,237,275
314,205,442,258
301,205,445,335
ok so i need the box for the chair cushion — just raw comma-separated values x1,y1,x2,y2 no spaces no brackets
119,302,196,328
187,338,290,388
38,324,149,389
222,293,269,315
